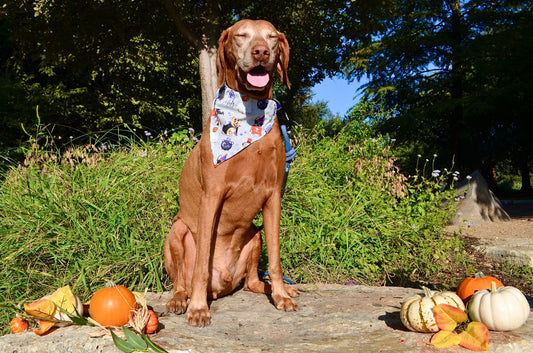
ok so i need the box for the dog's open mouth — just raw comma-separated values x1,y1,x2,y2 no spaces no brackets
246,66,270,88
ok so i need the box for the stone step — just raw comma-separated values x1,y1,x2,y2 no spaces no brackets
1,286,532,352
474,243,533,267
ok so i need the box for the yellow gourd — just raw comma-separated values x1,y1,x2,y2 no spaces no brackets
401,287,465,332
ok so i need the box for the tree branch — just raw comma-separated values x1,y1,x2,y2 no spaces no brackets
161,0,201,50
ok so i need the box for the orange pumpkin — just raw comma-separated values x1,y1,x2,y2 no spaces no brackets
456,272,503,303
89,283,137,327
10,317,29,333
144,309,159,334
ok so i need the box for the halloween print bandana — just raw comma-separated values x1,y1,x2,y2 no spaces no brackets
210,85,279,166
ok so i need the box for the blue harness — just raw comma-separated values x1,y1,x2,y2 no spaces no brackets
276,105,295,199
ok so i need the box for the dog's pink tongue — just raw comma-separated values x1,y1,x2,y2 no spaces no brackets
247,72,270,88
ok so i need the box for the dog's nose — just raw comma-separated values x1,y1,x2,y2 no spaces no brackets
252,44,270,61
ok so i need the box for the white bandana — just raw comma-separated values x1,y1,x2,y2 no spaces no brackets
210,85,279,166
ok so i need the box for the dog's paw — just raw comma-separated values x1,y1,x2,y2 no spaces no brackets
285,284,300,297
243,279,270,294
185,306,212,327
273,295,298,312
166,293,188,314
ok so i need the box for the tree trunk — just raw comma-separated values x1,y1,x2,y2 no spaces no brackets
448,0,464,167
519,160,533,193
162,0,220,130
198,37,219,129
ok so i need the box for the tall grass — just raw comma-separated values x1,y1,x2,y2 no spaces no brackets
1,120,466,333
0,125,193,331
279,122,465,285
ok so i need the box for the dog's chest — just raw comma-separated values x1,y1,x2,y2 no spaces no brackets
224,137,281,195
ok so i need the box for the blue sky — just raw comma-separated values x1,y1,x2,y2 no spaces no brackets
311,77,366,117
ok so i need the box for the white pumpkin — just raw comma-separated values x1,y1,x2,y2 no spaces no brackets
467,281,530,331
400,287,465,332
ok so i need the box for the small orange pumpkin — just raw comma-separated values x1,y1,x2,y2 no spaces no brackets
10,317,29,333
89,283,137,327
144,309,159,334
456,272,503,303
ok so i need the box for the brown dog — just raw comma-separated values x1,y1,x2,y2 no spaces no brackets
164,19,298,327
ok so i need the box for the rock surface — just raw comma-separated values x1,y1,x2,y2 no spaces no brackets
450,171,511,226
2,285,532,352
446,210,533,267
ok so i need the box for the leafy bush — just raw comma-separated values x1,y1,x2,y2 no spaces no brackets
279,121,463,285
0,119,465,332
0,125,192,331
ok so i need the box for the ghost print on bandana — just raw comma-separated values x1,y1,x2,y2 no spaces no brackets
210,85,278,166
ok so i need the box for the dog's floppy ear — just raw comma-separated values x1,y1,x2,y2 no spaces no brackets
276,32,290,89
216,28,230,88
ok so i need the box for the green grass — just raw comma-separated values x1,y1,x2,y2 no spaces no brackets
279,124,465,285
0,126,193,332
1,121,468,333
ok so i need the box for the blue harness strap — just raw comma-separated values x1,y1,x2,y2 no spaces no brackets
277,107,295,199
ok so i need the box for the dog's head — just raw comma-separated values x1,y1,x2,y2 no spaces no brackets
217,19,290,99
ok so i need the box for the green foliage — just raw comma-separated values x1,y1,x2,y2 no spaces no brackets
341,0,533,182
279,121,463,285
0,124,194,333
285,88,337,131
0,116,465,332
2,0,201,148
3,0,532,190
499,263,533,290
1,0,349,150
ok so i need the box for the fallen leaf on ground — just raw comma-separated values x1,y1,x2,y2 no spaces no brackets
48,285,79,316
459,321,490,351
23,298,56,320
432,304,468,331
23,285,80,335
430,330,462,348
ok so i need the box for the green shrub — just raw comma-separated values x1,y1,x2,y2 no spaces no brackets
279,121,463,285
0,120,465,333
0,125,192,331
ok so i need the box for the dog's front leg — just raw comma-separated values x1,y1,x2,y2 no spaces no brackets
262,195,298,311
186,192,221,327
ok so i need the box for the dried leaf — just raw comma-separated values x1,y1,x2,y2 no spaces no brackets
432,304,467,331
49,285,78,315
24,286,81,335
459,322,490,351
33,319,56,336
430,330,462,349
24,298,56,319
24,298,57,335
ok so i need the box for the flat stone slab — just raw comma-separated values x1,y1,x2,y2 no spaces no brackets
2,285,532,352
471,236,533,267
475,244,533,267
445,218,533,268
